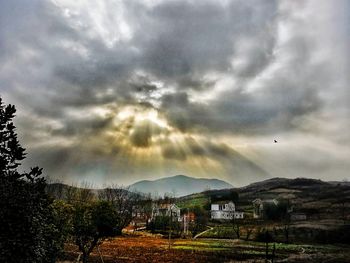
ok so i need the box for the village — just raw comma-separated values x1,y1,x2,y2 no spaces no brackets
56,181,350,263
132,198,283,230
46,176,350,244
129,192,308,237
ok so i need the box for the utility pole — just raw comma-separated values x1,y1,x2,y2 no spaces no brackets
183,213,187,235
183,208,189,235
168,206,172,250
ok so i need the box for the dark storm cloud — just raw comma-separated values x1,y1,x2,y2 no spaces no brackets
23,146,74,175
202,140,269,184
129,120,162,148
51,115,114,137
161,86,321,134
137,0,277,78
161,143,187,161
1,0,349,184
185,137,206,156
3,0,281,130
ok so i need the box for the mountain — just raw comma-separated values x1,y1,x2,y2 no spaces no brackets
129,175,233,197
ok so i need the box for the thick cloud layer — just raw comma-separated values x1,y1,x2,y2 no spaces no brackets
1,0,349,186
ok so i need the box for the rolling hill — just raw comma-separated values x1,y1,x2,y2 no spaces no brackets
176,177,350,220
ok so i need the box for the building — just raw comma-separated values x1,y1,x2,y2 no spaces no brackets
252,198,279,219
130,204,153,226
183,212,196,223
152,203,181,222
182,212,196,234
211,201,244,220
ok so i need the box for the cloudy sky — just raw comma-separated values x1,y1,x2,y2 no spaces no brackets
1,0,349,187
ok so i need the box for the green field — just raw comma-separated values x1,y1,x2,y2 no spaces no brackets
171,238,350,262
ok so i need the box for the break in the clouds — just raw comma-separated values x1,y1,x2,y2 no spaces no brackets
0,0,349,187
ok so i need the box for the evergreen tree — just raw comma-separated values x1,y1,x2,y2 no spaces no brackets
0,97,61,262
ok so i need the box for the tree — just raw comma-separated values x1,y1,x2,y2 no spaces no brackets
256,229,275,263
243,225,254,241
50,200,74,260
228,194,241,239
71,201,119,263
98,186,140,235
232,218,241,239
0,97,62,262
46,178,66,200
264,200,289,221
189,206,208,237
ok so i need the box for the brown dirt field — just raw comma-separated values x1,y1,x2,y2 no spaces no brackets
59,233,350,263
60,235,266,263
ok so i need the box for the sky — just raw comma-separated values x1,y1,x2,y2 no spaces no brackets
0,0,349,187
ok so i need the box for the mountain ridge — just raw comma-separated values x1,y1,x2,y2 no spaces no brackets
129,175,233,197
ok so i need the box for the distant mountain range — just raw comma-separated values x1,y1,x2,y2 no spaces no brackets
47,177,350,204
128,175,233,197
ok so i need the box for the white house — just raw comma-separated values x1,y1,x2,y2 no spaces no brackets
211,201,244,220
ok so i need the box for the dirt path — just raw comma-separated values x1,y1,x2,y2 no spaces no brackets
193,226,213,239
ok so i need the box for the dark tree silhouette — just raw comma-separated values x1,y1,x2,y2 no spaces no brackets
0,97,61,262
72,201,119,263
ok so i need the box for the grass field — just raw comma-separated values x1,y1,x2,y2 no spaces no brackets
176,194,208,209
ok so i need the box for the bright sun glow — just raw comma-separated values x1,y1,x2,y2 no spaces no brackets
115,106,170,129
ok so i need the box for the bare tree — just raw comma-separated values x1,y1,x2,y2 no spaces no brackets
228,204,240,239
45,178,65,200
64,182,95,204
65,184,79,204
232,219,241,239
77,182,95,203
137,193,153,227
282,201,292,243
244,225,254,241
283,223,290,243
99,185,141,234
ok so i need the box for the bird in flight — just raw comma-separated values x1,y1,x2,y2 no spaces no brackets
274,140,278,143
